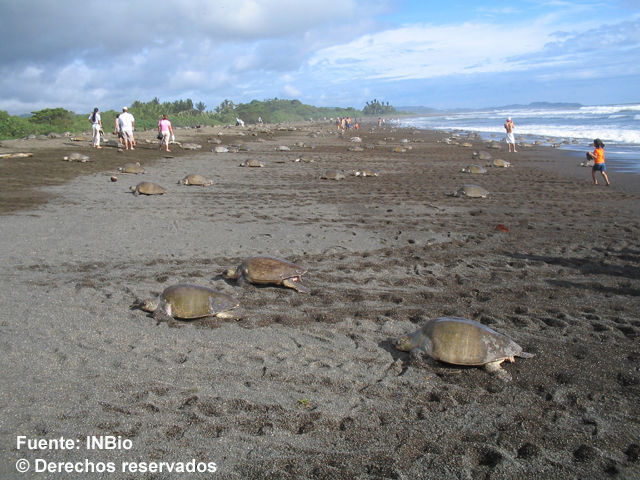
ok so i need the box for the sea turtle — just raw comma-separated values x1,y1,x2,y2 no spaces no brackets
119,162,145,174
181,143,202,150
213,146,229,153
447,184,489,198
488,158,511,168
178,174,213,186
137,284,239,321
224,256,309,293
63,152,90,162
474,151,493,161
393,317,534,379
461,165,487,174
239,159,264,167
130,182,166,195
580,153,595,167
321,170,345,180
354,168,379,177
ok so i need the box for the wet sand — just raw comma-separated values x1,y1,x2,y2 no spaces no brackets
1,123,639,479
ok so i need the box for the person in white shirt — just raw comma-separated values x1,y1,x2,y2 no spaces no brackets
88,107,102,149
118,107,136,150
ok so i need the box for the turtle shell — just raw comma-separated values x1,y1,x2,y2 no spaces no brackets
399,317,523,366
240,256,306,285
491,159,511,167
121,162,145,174
464,165,487,174
459,184,488,198
134,182,166,195
160,284,238,319
180,174,212,186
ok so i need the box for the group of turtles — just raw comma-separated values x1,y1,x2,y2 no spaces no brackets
126,138,530,380
134,254,532,379
135,256,309,319
449,150,512,198
112,161,214,195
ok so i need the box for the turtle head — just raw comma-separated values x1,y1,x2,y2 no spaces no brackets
223,267,238,279
393,329,430,354
140,299,158,312
392,334,413,352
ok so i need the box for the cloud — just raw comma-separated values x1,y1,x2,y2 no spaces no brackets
0,1,636,114
283,84,301,97
0,0,391,113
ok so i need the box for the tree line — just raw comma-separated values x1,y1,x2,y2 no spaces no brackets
0,98,396,140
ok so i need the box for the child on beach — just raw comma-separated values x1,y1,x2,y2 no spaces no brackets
586,138,611,186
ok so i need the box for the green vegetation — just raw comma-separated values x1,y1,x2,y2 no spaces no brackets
0,97,393,140
362,99,396,116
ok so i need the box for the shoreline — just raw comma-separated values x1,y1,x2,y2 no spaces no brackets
1,121,638,478
1,121,639,215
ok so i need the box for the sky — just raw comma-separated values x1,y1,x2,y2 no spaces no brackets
0,0,639,115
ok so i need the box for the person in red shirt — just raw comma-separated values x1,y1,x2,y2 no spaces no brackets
586,138,610,186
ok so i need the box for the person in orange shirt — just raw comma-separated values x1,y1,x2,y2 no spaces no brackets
586,138,610,186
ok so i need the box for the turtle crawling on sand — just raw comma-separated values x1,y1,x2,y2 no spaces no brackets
239,159,264,168
224,256,309,293
446,184,489,198
136,284,239,321
119,162,145,174
64,152,90,162
488,158,511,168
130,182,166,195
178,174,213,186
393,317,534,380
354,168,379,177
321,170,345,180
461,165,487,174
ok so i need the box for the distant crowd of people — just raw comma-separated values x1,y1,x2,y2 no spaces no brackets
335,116,359,132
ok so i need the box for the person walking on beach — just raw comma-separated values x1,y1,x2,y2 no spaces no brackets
113,114,124,145
158,114,174,152
504,117,517,152
118,107,135,150
88,107,102,149
587,138,611,186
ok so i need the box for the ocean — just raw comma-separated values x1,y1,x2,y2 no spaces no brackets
398,103,640,174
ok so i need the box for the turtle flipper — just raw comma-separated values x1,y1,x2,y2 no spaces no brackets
483,361,512,381
283,278,310,293
153,308,174,324
215,311,238,320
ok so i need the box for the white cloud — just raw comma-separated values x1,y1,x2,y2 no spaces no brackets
308,21,566,80
283,84,301,97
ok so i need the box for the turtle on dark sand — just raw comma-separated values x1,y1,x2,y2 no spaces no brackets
393,317,534,380
321,170,345,180
119,162,145,174
130,182,166,195
224,256,309,293
178,174,213,186
136,284,239,322
446,184,489,198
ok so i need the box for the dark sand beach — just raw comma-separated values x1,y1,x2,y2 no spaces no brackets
1,123,639,479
